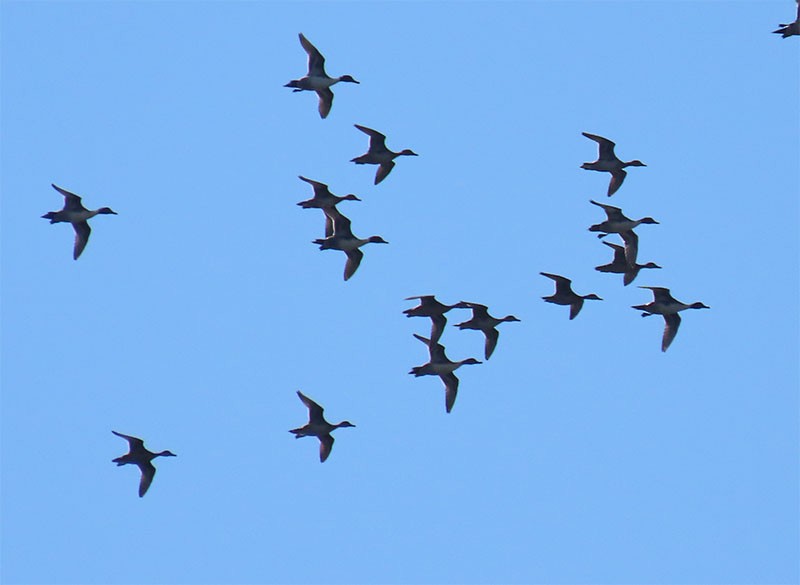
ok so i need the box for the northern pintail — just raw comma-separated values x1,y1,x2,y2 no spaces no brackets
595,240,661,286
581,132,646,196
409,333,482,413
540,272,602,320
289,390,355,462
632,286,710,352
313,207,388,281
296,176,361,237
453,301,520,360
351,124,418,185
403,295,459,345
284,33,359,119
42,184,117,260
773,1,800,37
588,199,659,267
112,431,176,497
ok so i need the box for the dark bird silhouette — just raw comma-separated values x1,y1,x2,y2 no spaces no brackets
453,301,520,359
632,286,710,352
351,124,418,184
42,184,117,260
112,431,176,497
540,272,602,320
289,391,355,462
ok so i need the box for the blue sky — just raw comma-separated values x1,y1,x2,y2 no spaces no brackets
1,1,798,584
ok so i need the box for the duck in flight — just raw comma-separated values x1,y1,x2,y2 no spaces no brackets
588,199,659,267
595,240,661,286
296,175,361,237
773,0,800,37
632,286,709,352
112,431,176,497
284,33,359,118
409,333,482,413
403,295,460,345
289,391,355,462
351,124,418,185
42,183,117,260
453,301,520,360
313,207,388,281
581,132,646,196
540,272,602,320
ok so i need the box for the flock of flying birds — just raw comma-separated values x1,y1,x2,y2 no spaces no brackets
39,10,796,494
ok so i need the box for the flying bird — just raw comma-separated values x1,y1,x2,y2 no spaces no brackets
313,207,388,281
289,391,355,462
296,176,361,237
409,333,482,413
773,0,800,37
42,183,117,260
632,286,710,352
453,301,520,360
351,124,418,185
581,132,646,196
403,295,460,345
595,240,661,286
112,431,176,497
284,33,359,118
588,199,659,267
540,272,602,320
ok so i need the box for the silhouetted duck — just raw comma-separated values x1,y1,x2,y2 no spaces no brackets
404,295,459,345
595,240,661,286
296,176,361,236
289,391,355,462
409,333,482,413
313,207,388,281
112,431,176,497
453,301,520,360
284,33,359,118
42,183,117,260
773,1,800,37
632,286,710,352
581,132,646,196
540,272,602,320
588,200,659,267
351,124,418,185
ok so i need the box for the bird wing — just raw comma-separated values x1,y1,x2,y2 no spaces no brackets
316,88,333,119
298,33,326,76
112,430,145,450
137,461,156,497
640,286,674,303
589,199,626,221
52,183,87,212
582,132,617,159
297,390,326,424
619,229,639,267
374,161,395,185
299,175,329,194
319,434,334,463
569,298,585,320
354,124,388,152
607,169,627,196
72,221,91,260
429,314,447,344
441,372,459,413
343,248,364,281
484,328,499,360
540,272,573,296
662,313,682,352
323,206,353,238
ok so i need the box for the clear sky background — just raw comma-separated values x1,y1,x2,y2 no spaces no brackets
2,2,798,584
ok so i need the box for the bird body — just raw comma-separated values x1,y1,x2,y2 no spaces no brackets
409,333,481,413
581,132,646,196
595,240,661,286
313,207,387,280
112,431,176,497
540,272,602,320
284,33,359,118
588,200,658,266
42,184,117,260
289,391,355,462
632,286,710,351
403,295,458,345
351,124,417,184
453,301,520,359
